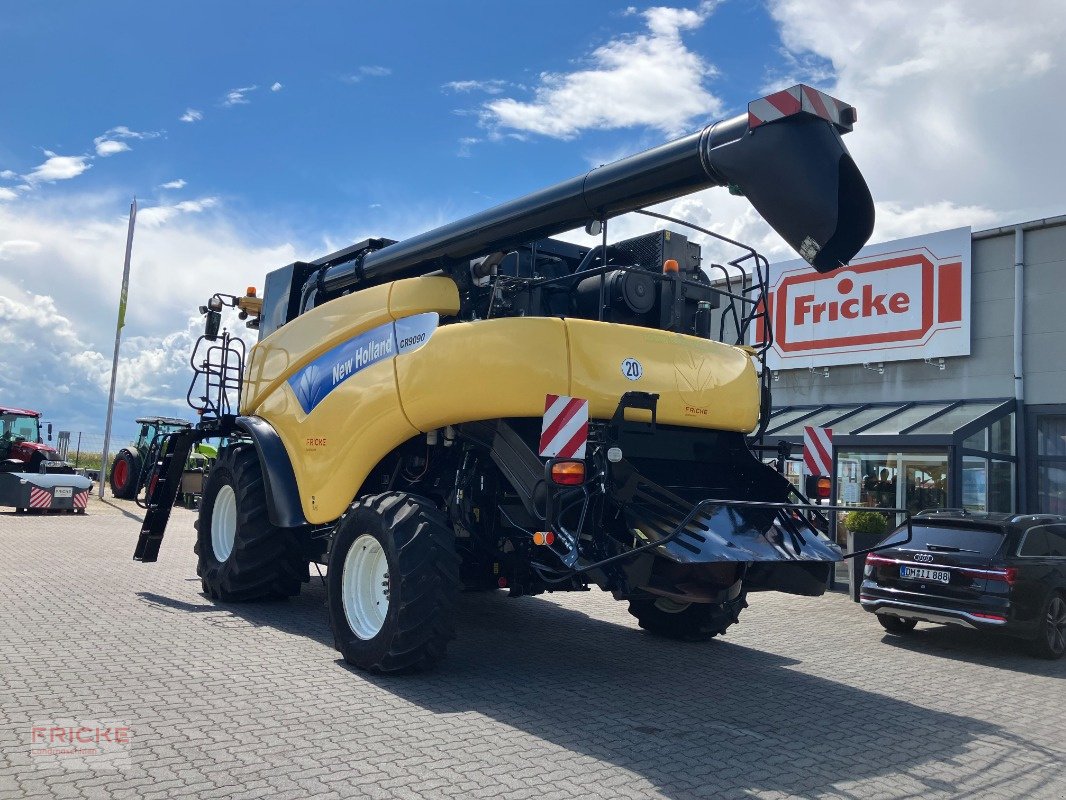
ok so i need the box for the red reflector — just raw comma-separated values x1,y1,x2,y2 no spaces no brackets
971,612,1006,621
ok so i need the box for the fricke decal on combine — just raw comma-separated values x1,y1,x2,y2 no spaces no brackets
288,313,438,413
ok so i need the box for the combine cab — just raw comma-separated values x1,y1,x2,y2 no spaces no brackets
0,406,91,513
135,85,909,672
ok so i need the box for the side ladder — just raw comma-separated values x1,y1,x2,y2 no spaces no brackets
133,429,200,562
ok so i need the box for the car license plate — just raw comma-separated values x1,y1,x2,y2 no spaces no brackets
900,565,950,584
54,487,73,498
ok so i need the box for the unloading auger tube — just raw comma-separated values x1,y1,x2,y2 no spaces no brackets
310,84,874,302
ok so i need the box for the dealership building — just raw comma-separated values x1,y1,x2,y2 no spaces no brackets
751,214,1066,522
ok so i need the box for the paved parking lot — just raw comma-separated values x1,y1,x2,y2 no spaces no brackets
1,496,1064,799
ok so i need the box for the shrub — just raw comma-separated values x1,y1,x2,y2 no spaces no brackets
843,510,889,536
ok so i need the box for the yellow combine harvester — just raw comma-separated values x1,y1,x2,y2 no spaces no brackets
135,85,885,673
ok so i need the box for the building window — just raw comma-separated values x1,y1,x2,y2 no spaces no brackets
1035,414,1066,514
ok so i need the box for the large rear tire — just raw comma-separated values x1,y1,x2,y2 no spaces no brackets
328,492,459,673
109,450,141,499
628,591,748,641
195,445,305,602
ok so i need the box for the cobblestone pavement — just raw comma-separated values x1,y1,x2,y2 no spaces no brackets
1,496,1064,800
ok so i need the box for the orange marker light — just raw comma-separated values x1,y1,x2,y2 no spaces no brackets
550,460,585,485
817,476,831,499
246,286,257,297
533,531,556,546
663,259,679,274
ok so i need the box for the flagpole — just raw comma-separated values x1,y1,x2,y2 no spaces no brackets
99,198,137,498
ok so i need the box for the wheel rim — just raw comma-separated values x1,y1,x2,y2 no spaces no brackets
113,458,128,488
211,485,237,563
342,534,391,640
653,597,691,614
1047,596,1066,654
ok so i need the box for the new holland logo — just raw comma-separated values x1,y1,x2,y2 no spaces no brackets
288,313,438,414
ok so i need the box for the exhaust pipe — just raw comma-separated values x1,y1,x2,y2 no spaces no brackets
319,85,873,295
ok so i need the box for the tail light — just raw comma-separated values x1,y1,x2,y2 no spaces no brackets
864,554,895,566
549,460,585,485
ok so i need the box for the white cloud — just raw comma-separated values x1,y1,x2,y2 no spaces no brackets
765,0,1066,233
0,239,41,259
23,152,92,184
94,139,130,157
344,65,392,83
0,193,298,436
480,1,720,138
180,108,203,123
223,85,257,106
158,179,186,190
92,126,161,157
443,79,510,95
138,196,220,227
0,170,16,180
270,81,283,92
0,188,17,202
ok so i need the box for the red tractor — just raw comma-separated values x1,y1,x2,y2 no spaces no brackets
0,405,91,512
0,406,68,473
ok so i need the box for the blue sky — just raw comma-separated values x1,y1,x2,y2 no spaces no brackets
1,1,1064,445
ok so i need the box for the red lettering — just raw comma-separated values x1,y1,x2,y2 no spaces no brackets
794,294,815,326
861,284,887,316
889,292,909,313
841,298,859,318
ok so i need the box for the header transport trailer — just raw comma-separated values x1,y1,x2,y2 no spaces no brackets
133,85,910,673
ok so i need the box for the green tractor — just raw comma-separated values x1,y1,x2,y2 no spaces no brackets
109,417,193,500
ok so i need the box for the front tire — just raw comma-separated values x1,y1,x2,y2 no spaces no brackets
109,450,141,499
1030,593,1066,660
195,445,305,602
328,492,459,673
628,591,748,641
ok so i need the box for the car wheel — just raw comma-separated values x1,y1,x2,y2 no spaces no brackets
877,615,918,634
1029,593,1066,660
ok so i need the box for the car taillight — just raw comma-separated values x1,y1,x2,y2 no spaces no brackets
863,553,894,578
864,554,895,566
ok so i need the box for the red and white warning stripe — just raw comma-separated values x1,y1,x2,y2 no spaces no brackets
803,426,834,477
73,490,89,509
29,487,53,509
540,395,589,459
748,85,854,133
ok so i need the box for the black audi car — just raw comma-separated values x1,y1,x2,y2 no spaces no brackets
859,510,1066,659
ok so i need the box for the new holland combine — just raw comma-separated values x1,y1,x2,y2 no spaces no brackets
135,85,901,673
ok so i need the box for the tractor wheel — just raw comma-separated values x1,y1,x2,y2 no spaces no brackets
328,492,459,673
628,591,748,642
195,445,305,602
109,450,141,499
